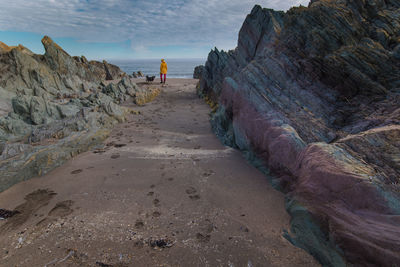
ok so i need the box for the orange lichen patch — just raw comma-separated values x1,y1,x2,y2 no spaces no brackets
0,41,11,52
0,42,33,55
41,35,70,56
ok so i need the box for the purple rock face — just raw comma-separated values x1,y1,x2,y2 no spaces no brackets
197,1,400,266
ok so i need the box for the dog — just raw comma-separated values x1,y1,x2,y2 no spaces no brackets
146,75,155,82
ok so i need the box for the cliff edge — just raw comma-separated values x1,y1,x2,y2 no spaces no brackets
197,0,400,266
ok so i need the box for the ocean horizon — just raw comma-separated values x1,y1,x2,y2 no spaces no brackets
108,58,206,79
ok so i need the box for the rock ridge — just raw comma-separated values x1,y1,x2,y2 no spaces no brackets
196,0,400,266
0,36,161,192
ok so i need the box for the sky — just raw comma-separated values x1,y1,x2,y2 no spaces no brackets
0,0,310,60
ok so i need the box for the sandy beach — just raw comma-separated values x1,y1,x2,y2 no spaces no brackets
0,78,318,266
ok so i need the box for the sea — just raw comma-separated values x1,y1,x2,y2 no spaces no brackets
108,58,206,79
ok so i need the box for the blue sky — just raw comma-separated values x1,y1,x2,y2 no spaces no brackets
0,0,309,60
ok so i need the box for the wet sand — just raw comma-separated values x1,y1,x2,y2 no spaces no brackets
0,78,319,266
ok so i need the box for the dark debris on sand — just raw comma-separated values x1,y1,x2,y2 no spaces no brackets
148,238,174,249
0,209,19,220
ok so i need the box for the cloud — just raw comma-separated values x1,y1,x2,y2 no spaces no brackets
0,0,310,53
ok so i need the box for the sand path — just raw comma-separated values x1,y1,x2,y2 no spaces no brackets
0,79,318,266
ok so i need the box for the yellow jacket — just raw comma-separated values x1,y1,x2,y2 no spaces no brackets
160,59,168,74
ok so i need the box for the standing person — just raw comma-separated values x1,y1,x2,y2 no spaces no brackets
160,59,167,84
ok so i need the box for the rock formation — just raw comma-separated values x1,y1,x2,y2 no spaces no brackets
196,1,400,266
193,65,205,79
0,36,160,192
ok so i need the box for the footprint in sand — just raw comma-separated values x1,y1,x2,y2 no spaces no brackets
167,178,174,182
202,170,215,177
189,195,201,200
147,192,154,196
0,189,57,232
240,226,250,233
185,187,197,195
111,154,120,159
71,169,83,175
135,220,144,229
152,211,161,217
47,200,74,218
106,141,115,147
114,144,126,148
153,199,160,206
186,187,200,200
196,233,211,243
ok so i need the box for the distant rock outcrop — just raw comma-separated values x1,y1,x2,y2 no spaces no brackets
196,1,400,266
193,65,204,79
0,36,160,192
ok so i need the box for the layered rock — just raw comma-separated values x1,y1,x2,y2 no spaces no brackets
197,1,400,266
0,37,160,192
0,36,125,109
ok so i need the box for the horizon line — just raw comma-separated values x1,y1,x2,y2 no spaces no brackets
103,57,207,61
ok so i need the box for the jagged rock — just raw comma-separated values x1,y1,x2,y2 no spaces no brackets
197,1,400,266
56,103,81,119
0,36,161,193
103,60,114,80
137,71,144,77
103,83,125,103
193,65,204,79
0,36,125,100
0,41,9,53
0,113,31,142
12,95,61,125
42,35,78,76
0,42,33,55
81,55,88,64
132,72,138,78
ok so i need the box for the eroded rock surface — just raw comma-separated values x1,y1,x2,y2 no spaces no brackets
0,36,160,192
197,1,400,266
